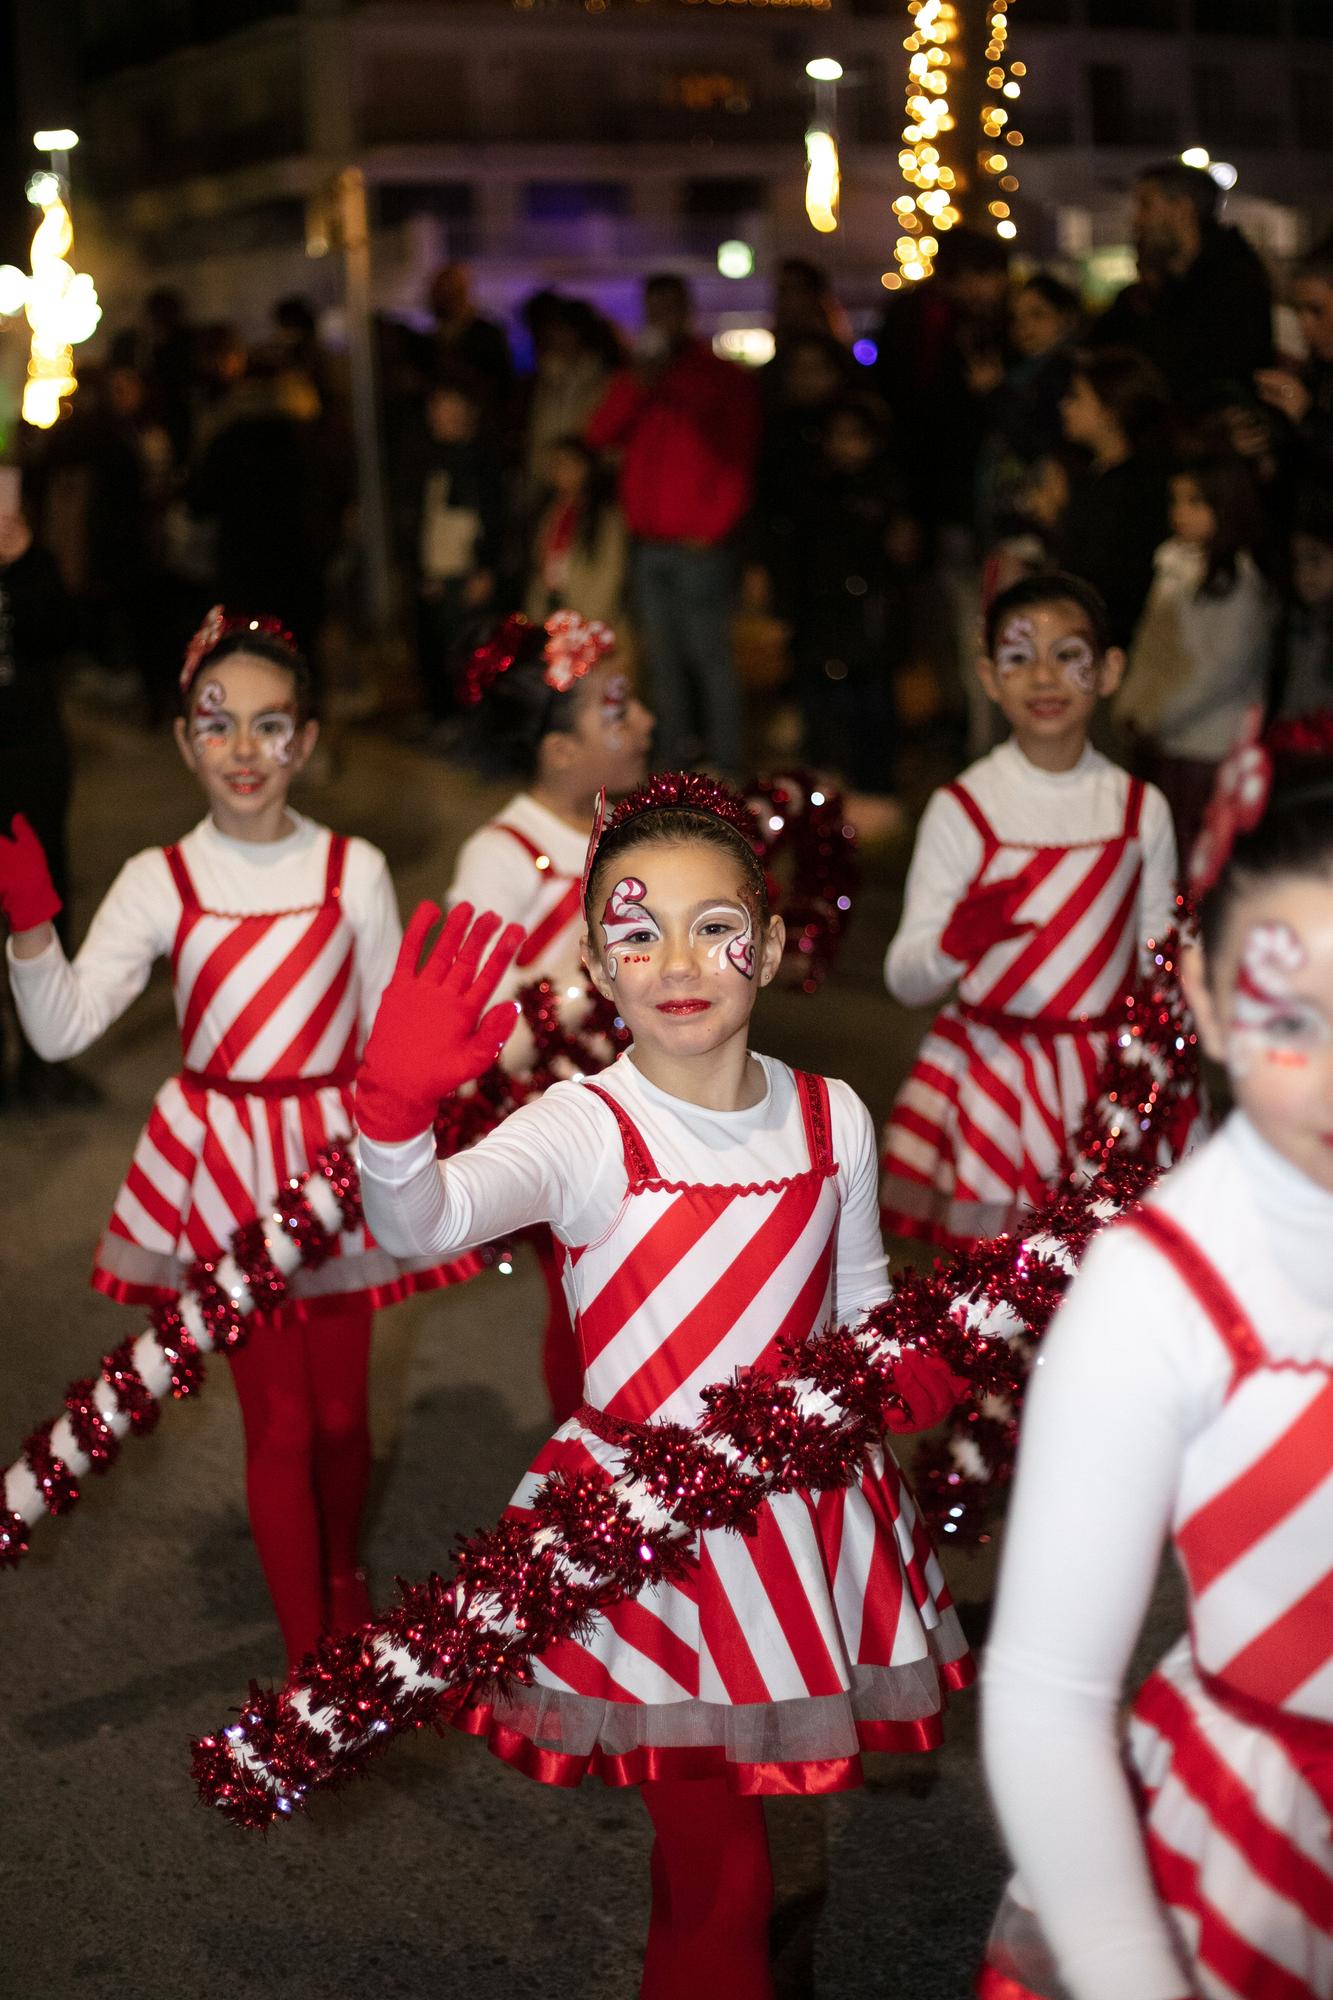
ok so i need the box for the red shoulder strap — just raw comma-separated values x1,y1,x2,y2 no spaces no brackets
1123,777,1146,838
163,844,198,910
516,880,584,969
323,832,349,903
1124,1207,1266,1383
493,823,547,867
946,782,1000,858
794,1070,835,1175
583,1081,659,1186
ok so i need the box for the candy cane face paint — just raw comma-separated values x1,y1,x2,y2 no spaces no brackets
690,903,755,980
985,599,1113,759
1205,881,1333,1196
177,653,313,837
600,876,659,980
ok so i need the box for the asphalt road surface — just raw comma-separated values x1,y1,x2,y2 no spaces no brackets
2,710,1177,2000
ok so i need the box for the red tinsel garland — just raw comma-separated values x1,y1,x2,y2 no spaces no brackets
747,772,859,995
191,1154,1155,1830
0,1147,364,1569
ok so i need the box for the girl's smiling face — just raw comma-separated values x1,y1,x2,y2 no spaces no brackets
174,653,318,829
543,658,653,801
583,840,783,1062
1184,875,1333,1193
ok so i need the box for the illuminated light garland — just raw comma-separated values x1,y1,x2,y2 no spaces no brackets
978,0,1023,244
192,1154,1155,1829
746,773,858,995
910,917,1202,1543
0,1151,366,1569
0,172,102,431
888,0,962,288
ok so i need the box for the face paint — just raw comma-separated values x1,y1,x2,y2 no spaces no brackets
190,680,231,751
1052,633,1097,693
600,673,630,734
690,903,755,980
994,615,1037,678
253,708,297,766
600,876,659,980
1226,921,1329,1076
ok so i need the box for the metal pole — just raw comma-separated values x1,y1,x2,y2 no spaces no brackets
336,165,394,638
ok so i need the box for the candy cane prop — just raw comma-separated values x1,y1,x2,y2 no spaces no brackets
193,1158,1155,1829
0,1149,363,1568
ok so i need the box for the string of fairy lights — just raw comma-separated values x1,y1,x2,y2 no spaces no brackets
884,0,1023,291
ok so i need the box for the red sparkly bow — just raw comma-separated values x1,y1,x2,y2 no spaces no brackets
1188,705,1271,898
460,612,616,708
179,606,298,692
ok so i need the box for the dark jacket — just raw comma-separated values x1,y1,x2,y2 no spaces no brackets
1094,224,1273,413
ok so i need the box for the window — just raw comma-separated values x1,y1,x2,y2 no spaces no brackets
523,182,630,222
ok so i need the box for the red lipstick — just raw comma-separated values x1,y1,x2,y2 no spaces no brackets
656,1000,711,1016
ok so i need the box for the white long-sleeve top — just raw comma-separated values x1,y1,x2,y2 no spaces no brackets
885,738,1178,1009
7,812,400,1063
982,1114,1333,2000
359,1050,889,1323
448,791,588,998
1117,539,1277,761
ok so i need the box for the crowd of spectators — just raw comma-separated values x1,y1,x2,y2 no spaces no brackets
6,157,1333,842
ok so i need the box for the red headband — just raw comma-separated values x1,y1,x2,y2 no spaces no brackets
460,611,616,709
581,770,765,907
1189,706,1333,897
180,606,298,693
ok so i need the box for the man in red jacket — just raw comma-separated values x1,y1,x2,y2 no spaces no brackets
587,274,759,774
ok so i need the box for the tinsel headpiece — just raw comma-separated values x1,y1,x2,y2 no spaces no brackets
180,606,298,694
460,611,616,709
1189,707,1333,897
581,771,765,908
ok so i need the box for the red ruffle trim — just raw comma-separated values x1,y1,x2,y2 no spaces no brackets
455,1654,975,1795
89,1251,486,1314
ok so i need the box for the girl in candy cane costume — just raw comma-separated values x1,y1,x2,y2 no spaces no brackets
978,721,1333,2000
446,611,653,1419
353,772,971,2000
0,611,462,1665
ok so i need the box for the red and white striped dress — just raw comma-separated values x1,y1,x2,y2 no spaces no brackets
881,776,1147,1248
456,1067,973,1791
980,1185,1333,2000
94,832,471,1309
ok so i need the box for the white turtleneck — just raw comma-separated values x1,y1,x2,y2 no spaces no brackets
885,738,1178,1008
981,1114,1333,2000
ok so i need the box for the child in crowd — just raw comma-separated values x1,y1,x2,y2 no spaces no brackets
1279,487,1333,719
448,610,653,1419
1117,454,1278,858
880,571,1178,1248
524,435,628,631
978,718,1333,2000
0,610,460,1666
353,772,971,2000
412,380,506,732
1055,348,1171,649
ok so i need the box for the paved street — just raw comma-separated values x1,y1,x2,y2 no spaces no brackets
2,711,1173,2000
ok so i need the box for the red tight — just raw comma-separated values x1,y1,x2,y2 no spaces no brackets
640,1779,775,2000
225,1298,374,1667
534,1228,583,1425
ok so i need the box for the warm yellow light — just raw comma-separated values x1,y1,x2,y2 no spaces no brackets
996,218,1017,239
988,153,1008,171
805,56,843,80
999,174,1019,191
1003,80,1021,97
17,183,100,429
1180,145,1211,170
882,271,904,291
805,126,840,233
33,129,79,152
1010,60,1026,75
1008,130,1023,145
989,200,1010,217
903,260,927,281
988,67,1004,86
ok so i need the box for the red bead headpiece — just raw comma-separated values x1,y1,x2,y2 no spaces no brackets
460,611,616,709
1189,706,1333,897
581,771,765,908
179,606,298,694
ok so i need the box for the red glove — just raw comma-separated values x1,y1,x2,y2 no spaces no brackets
0,813,62,933
940,874,1034,969
884,1350,970,1436
355,901,525,1144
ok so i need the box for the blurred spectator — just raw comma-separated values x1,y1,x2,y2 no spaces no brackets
1276,485,1333,719
1254,232,1333,488
411,381,507,731
525,435,627,629
747,332,857,617
137,287,198,469
271,296,342,417
788,397,919,813
1094,161,1273,413
187,350,339,665
0,502,96,1108
588,273,759,774
427,264,514,421
1116,454,1277,855
976,273,1082,544
1054,348,1172,648
520,293,617,514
